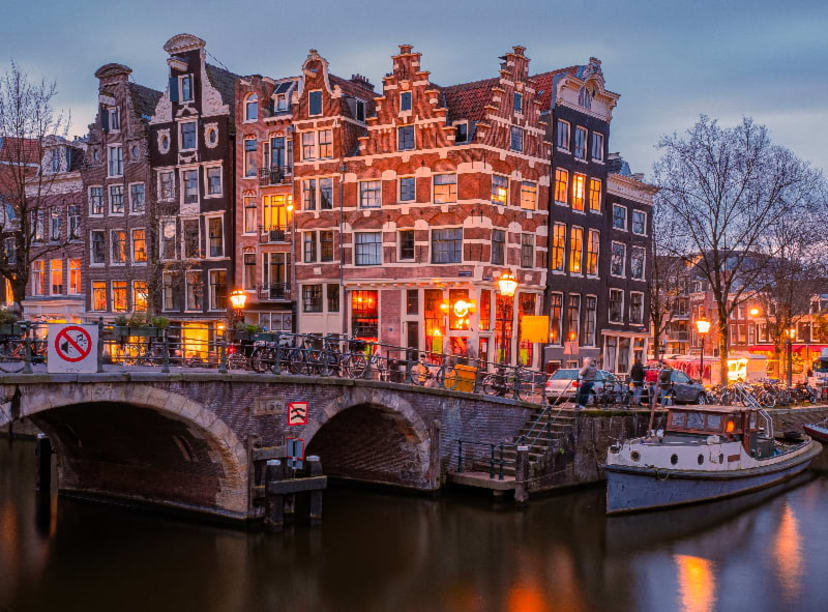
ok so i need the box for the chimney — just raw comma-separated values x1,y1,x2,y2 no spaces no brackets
350,73,374,91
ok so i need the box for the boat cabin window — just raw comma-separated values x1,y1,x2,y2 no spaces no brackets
671,412,686,427
707,414,722,430
749,412,757,429
686,412,705,430
669,410,742,434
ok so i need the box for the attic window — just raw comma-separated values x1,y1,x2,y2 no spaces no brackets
276,94,288,112
109,107,120,131
578,86,592,110
454,122,468,143
514,92,523,114
180,75,193,102
355,99,365,122
308,90,322,116
400,91,412,112
245,94,258,121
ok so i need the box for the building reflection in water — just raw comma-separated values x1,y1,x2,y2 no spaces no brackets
773,503,803,603
674,554,716,612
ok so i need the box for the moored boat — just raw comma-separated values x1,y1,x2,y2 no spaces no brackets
605,405,822,515
803,420,828,443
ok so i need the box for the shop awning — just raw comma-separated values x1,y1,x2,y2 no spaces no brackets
749,344,828,354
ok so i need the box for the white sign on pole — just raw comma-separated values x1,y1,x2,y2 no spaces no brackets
47,323,99,374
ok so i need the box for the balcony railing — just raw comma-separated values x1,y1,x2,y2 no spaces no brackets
258,283,292,301
258,165,292,186
258,226,290,243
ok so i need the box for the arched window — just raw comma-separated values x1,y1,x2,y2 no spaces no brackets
245,94,258,121
578,87,592,110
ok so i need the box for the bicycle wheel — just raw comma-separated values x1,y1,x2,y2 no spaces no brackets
516,379,533,402
407,360,429,385
227,351,247,370
287,348,306,375
345,353,367,378
438,366,459,390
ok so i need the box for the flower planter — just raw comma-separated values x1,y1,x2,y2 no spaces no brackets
130,327,159,338
0,323,22,336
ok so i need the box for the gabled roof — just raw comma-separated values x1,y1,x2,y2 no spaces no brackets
206,64,241,107
128,82,163,120
530,66,579,109
440,77,498,122
0,137,40,165
329,74,375,100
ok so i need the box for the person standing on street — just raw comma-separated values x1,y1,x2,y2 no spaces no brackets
576,357,598,410
630,358,645,406
645,363,659,409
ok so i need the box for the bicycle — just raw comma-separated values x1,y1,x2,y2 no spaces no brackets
482,363,532,401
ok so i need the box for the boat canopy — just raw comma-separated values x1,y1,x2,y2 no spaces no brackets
666,406,761,438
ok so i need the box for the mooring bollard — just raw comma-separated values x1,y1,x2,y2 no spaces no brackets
35,434,52,494
515,445,530,504
264,459,284,531
307,455,323,527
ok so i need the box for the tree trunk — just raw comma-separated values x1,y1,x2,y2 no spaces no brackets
717,316,729,386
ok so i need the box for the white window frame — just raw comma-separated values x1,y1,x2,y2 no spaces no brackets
108,184,124,216
556,119,570,152
132,280,148,313
157,169,176,201
204,164,223,198
584,294,598,347
159,217,177,261
244,94,258,122
179,74,194,102
111,280,128,313
184,270,203,312
612,203,628,231
631,209,648,236
68,206,81,241
300,131,317,161
630,245,646,281
354,231,383,266
308,89,323,117
68,258,82,295
208,268,228,311
88,185,104,217
179,119,198,152
107,145,123,178
398,230,415,262
398,175,416,203
610,241,627,278
359,180,382,208
574,126,588,160
90,280,107,312
162,271,175,312
110,229,127,266
180,216,202,260
432,173,457,204
128,181,145,215
49,258,63,296
108,107,120,132
629,291,645,325
609,289,625,324
90,230,106,266
131,227,147,265
591,131,605,162
180,167,200,206
205,214,225,259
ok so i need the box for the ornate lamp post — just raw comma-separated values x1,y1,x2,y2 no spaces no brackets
696,316,711,384
229,289,247,327
497,270,518,365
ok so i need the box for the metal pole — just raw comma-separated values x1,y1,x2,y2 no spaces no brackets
218,332,228,374
22,324,32,374
700,336,705,385
273,331,282,375
96,317,104,373
162,330,170,374
787,337,793,388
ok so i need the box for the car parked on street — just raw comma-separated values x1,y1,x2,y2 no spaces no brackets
546,368,620,404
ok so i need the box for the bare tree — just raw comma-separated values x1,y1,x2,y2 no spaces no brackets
649,204,687,361
654,115,825,384
0,61,70,313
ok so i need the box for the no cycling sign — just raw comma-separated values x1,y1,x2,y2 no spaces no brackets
47,324,99,373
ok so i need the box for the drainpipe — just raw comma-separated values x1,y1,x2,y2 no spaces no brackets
339,160,347,335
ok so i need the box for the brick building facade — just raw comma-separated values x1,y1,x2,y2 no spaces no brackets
147,34,239,349
234,74,299,332
289,46,550,367
22,137,86,322
81,63,161,322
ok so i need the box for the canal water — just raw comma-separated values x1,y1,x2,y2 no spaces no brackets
1,439,828,612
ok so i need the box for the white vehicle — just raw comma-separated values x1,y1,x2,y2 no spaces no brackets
545,368,619,403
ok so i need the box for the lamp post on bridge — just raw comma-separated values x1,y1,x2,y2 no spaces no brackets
696,316,710,385
496,270,517,366
786,327,796,388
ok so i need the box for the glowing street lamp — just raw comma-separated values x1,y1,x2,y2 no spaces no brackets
749,307,760,317
785,327,796,387
229,289,247,325
696,317,711,384
496,270,518,365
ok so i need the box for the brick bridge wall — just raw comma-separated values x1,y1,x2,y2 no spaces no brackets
0,373,534,520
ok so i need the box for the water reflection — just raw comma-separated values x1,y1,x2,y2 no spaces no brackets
674,554,716,612
773,503,803,603
1,439,828,611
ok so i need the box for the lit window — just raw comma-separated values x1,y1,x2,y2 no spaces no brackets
433,174,457,203
520,181,536,210
554,169,568,205
133,281,148,312
551,223,566,272
586,229,599,276
111,230,127,263
92,281,107,311
131,229,146,263
569,227,583,274
588,178,602,212
491,175,508,205
49,259,63,295
112,281,127,312
69,259,81,294
572,174,586,211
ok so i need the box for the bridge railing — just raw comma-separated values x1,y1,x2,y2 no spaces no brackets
0,323,554,405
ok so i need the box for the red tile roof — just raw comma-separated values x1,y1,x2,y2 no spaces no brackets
0,137,40,165
330,74,375,100
530,66,579,109
440,76,498,121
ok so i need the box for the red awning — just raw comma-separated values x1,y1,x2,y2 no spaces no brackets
748,344,828,354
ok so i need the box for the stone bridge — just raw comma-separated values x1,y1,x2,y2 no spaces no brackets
0,372,537,521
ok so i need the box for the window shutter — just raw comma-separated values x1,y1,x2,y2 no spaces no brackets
169,77,179,103
100,106,109,131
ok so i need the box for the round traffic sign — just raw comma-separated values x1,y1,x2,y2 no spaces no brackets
54,326,93,363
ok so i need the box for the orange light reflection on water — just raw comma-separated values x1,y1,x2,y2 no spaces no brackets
773,503,803,602
674,554,716,612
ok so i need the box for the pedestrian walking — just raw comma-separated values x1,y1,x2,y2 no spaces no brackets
630,357,645,405
645,363,659,409
658,363,674,406
576,357,598,410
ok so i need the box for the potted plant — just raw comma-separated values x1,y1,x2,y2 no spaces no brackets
0,310,22,336
126,313,157,337
113,315,130,338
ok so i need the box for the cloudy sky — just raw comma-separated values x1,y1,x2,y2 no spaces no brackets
2,0,826,176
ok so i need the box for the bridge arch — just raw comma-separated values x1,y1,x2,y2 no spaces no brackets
305,386,437,490
7,383,248,518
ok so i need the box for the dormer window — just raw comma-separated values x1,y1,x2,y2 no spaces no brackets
49,149,61,174
578,86,592,110
276,93,288,112
400,91,412,112
109,107,120,131
355,99,366,122
514,92,523,114
180,75,193,102
245,94,258,121
308,90,322,116
454,122,468,143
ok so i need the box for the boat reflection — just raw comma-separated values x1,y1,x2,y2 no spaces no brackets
773,503,803,603
675,554,716,612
